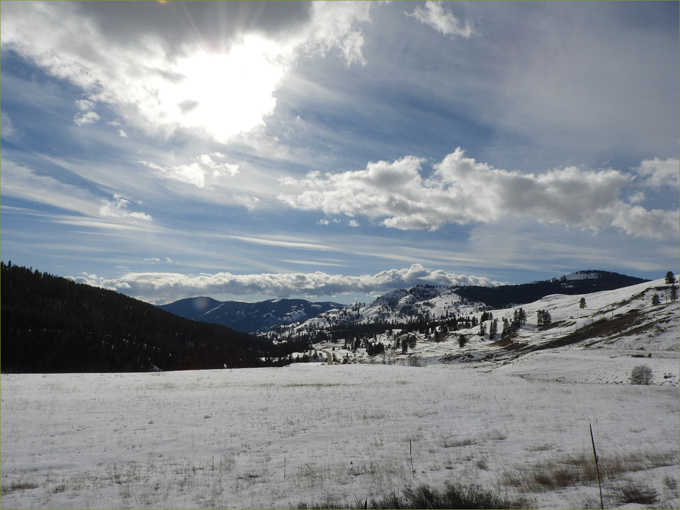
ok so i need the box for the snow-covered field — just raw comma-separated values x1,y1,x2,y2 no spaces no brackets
2,361,678,509
2,278,679,509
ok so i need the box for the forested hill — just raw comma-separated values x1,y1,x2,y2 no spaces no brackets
454,270,649,309
1,262,272,373
159,297,343,333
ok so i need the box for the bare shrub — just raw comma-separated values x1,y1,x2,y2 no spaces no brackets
630,364,654,385
298,481,527,509
612,480,659,505
663,475,678,493
441,437,476,448
1,481,39,495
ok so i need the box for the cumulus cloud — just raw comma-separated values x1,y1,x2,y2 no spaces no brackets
635,157,680,189
409,1,475,38
71,264,498,302
279,148,679,239
1,1,372,143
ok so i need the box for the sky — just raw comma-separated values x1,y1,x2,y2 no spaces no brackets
1,1,678,305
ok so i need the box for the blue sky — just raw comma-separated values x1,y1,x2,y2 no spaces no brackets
1,1,678,304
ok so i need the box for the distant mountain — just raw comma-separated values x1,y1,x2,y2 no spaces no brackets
267,271,651,344
454,270,649,309
159,297,343,333
287,273,678,369
1,262,273,373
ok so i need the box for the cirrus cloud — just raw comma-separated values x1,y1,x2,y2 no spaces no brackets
279,148,679,239
408,1,475,38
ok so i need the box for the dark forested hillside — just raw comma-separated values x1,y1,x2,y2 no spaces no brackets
454,270,649,309
1,262,272,373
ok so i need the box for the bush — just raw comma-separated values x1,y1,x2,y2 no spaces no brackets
613,480,658,505
299,481,525,509
630,365,653,385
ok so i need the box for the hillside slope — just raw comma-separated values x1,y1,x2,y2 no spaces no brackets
454,270,649,308
1,263,271,372
291,276,679,385
159,297,342,333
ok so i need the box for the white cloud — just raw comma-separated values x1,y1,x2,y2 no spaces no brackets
1,158,101,217
140,160,205,188
74,111,100,126
198,154,239,176
99,194,152,222
636,157,680,189
71,263,498,302
118,129,128,138
140,153,242,188
279,148,678,239
75,99,95,111
1,1,372,143
409,1,475,38
1,111,16,139
1,158,154,227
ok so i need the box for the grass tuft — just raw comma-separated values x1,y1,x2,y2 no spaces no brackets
502,450,678,493
298,481,527,509
611,480,659,505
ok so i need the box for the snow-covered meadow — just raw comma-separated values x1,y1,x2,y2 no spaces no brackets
2,277,679,509
2,360,678,509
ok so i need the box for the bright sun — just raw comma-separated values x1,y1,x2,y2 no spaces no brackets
160,36,288,142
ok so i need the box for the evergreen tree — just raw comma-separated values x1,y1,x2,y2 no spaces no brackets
579,297,587,309
665,271,677,285
537,309,552,327
489,319,498,340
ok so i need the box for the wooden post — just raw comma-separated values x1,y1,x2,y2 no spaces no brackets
590,424,604,510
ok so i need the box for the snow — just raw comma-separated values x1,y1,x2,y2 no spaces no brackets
2,366,678,508
1,277,678,509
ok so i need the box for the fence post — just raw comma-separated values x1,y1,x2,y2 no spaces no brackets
590,424,604,510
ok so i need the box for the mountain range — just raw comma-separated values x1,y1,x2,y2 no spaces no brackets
159,297,343,334
3,262,669,374
160,270,648,335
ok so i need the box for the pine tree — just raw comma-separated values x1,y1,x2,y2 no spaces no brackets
537,310,552,327
489,319,498,340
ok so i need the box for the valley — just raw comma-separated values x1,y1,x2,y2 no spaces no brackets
1,268,678,509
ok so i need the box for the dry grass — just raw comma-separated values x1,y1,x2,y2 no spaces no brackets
610,479,659,505
502,450,678,493
1,481,39,495
441,436,476,448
